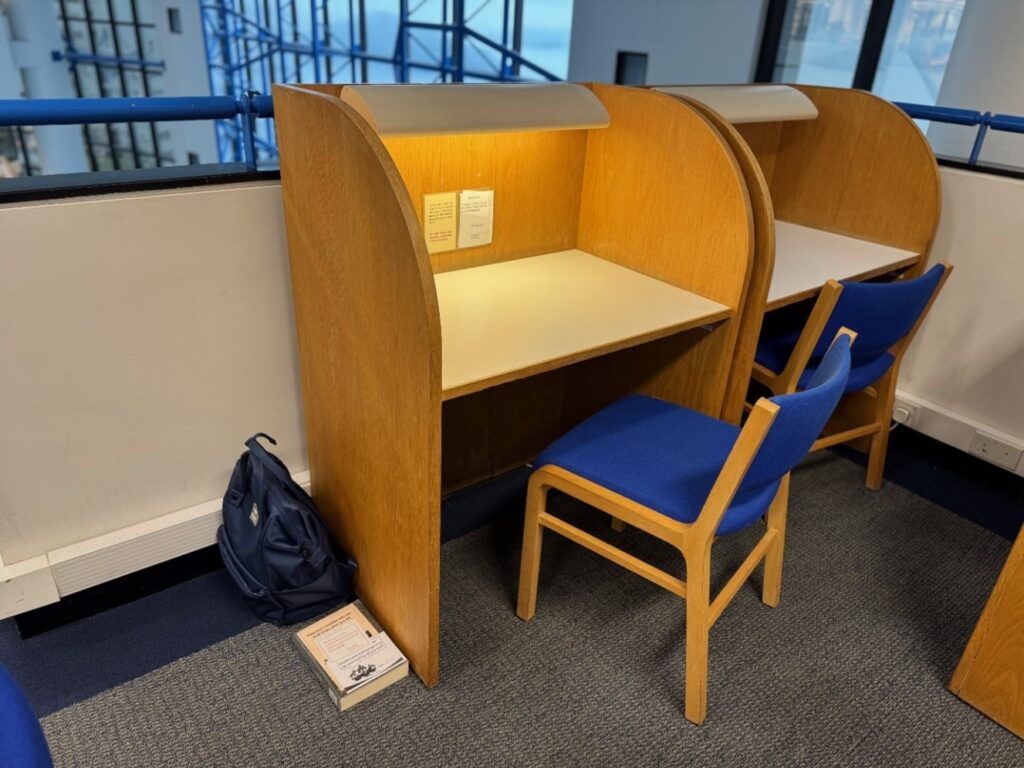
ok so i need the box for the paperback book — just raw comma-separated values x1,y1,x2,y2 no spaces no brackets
293,600,408,711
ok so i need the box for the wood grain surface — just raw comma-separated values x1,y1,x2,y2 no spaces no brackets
274,84,443,686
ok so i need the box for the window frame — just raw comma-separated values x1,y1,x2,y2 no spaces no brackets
754,0,896,90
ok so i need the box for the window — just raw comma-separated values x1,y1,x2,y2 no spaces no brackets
615,52,648,86
168,8,183,35
873,0,965,105
766,0,875,87
759,0,965,102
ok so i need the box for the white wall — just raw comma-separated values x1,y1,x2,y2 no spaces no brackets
0,182,306,564
568,0,768,84
1,162,1021,594
897,166,1024,469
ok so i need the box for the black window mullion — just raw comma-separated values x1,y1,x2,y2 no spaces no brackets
80,0,121,170
852,0,896,90
106,0,142,168
754,0,788,83
58,0,99,171
129,0,162,168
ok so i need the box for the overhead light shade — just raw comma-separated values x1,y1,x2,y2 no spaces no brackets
655,85,818,124
339,83,610,137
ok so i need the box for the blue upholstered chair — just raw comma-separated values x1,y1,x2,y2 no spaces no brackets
516,331,854,725
0,665,52,768
751,262,951,490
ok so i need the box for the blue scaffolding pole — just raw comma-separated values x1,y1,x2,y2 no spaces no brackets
199,0,560,163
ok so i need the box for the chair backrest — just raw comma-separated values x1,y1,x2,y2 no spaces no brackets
0,665,52,768
811,264,948,360
740,333,852,492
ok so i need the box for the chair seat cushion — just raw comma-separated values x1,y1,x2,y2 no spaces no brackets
755,330,894,393
0,665,52,768
536,395,780,536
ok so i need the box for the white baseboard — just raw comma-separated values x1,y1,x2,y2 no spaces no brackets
893,390,1024,477
0,471,310,620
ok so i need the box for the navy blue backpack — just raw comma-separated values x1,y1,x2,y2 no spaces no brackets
217,434,357,625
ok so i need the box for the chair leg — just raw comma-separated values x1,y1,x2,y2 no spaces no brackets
865,427,890,491
683,548,712,725
762,475,790,608
516,474,547,621
866,373,897,490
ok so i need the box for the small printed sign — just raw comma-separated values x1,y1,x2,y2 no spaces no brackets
423,191,458,254
457,189,494,249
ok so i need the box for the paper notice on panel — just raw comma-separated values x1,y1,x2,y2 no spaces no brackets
457,189,494,249
424,191,458,253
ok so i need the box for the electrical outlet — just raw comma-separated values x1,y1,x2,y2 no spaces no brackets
892,399,920,426
969,431,1023,471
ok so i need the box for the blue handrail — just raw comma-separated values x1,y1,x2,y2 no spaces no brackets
0,94,274,171
0,95,274,127
1,95,1022,174
895,101,1024,165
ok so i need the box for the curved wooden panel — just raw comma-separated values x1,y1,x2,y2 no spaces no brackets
758,85,941,259
579,84,753,308
670,94,776,424
577,84,753,418
273,85,443,685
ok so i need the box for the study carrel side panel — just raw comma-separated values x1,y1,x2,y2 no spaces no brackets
574,83,754,420
273,84,443,687
663,92,776,425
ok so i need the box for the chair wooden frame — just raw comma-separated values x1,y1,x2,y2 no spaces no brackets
517,329,854,724
516,399,782,725
749,264,952,490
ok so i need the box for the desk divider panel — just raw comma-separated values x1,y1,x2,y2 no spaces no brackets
275,82,753,686
574,84,753,421
274,84,443,686
661,93,776,425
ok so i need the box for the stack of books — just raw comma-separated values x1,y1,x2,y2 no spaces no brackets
293,600,408,711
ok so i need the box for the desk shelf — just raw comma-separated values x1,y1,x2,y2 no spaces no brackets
768,221,919,309
438,250,731,399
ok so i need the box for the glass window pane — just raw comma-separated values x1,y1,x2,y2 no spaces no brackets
520,0,574,80
773,0,874,87
872,0,966,105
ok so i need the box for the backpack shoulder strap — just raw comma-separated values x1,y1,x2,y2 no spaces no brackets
245,434,295,487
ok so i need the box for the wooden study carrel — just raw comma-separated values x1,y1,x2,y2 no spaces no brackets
656,84,942,429
273,82,756,684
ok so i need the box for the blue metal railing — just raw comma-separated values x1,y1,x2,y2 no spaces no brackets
0,94,275,172
895,102,1024,166
2,96,1024,176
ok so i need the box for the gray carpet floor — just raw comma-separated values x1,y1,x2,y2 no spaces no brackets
41,454,1024,767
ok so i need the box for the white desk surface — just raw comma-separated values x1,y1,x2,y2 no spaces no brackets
436,249,731,399
769,221,920,309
